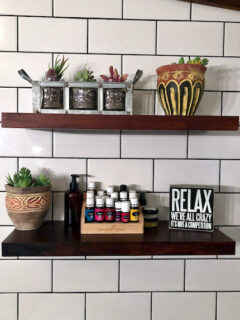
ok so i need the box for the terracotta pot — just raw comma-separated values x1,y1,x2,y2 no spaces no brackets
156,64,207,116
5,185,51,231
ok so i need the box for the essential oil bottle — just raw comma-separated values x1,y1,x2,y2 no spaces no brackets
94,197,105,222
121,201,130,223
129,190,137,200
120,184,127,192
120,191,128,201
107,185,114,196
115,201,122,222
111,192,118,202
88,182,96,196
97,190,105,197
130,198,140,222
85,197,95,223
105,197,115,222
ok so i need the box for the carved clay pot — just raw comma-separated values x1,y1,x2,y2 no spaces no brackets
72,88,97,110
104,88,126,111
156,64,206,116
5,185,51,231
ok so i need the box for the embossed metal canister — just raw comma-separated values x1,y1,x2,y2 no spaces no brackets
104,88,126,111
72,88,97,109
42,87,64,109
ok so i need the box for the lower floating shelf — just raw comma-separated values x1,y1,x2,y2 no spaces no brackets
2,221,235,256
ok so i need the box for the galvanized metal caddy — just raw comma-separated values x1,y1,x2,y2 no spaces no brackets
18,69,143,115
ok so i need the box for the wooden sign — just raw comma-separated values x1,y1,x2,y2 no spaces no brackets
169,186,214,232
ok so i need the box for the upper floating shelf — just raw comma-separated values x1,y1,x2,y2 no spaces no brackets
1,113,239,131
179,0,240,11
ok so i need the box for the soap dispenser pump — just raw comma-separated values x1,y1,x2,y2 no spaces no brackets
64,174,83,229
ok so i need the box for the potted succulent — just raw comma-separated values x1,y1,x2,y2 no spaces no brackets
100,66,128,111
71,68,97,110
42,55,69,109
156,57,209,116
5,168,51,231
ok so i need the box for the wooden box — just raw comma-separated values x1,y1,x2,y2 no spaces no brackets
80,202,144,234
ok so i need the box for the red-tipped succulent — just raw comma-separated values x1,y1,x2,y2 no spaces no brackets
100,66,128,82
45,55,69,81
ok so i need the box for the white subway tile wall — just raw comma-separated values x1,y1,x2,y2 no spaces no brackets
0,1,240,320
19,293,85,320
53,260,118,292
86,293,150,320
152,292,215,320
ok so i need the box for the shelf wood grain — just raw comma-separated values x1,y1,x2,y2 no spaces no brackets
179,0,240,11
1,113,239,131
2,221,235,257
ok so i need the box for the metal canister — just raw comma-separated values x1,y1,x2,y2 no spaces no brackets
104,88,126,111
72,88,97,110
42,87,64,109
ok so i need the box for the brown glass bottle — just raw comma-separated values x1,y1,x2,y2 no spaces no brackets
64,174,83,229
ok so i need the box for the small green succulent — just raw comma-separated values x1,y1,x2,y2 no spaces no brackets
34,174,51,186
74,68,96,82
174,57,209,66
7,167,51,188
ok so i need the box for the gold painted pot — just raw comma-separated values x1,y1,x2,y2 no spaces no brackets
5,185,51,231
156,64,207,116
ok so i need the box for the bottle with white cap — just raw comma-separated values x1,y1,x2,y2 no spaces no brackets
85,197,95,222
130,198,139,222
88,182,96,196
104,197,115,222
115,201,122,222
86,190,94,199
121,201,130,223
129,190,137,200
107,185,114,196
120,191,128,201
97,190,105,197
94,197,105,222
111,192,118,202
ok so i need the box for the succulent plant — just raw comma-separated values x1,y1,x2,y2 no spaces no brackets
45,55,69,81
175,57,209,66
100,66,128,82
74,68,96,82
7,167,51,188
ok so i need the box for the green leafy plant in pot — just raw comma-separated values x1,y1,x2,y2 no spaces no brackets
100,66,129,111
72,68,97,110
5,168,51,231
42,55,69,109
156,57,209,116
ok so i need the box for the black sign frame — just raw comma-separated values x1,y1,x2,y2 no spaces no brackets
169,185,214,232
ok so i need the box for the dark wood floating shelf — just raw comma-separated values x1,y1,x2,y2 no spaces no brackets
1,113,239,131
179,0,240,11
2,221,235,256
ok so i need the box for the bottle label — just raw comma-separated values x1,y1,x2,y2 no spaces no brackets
115,210,122,222
122,212,130,223
95,208,105,221
105,208,115,221
130,208,139,222
85,207,94,222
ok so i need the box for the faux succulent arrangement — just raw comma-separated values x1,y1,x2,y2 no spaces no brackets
100,66,128,82
45,55,69,81
175,57,209,66
7,167,51,188
74,68,96,82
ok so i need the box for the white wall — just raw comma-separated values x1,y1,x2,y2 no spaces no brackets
0,0,240,319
